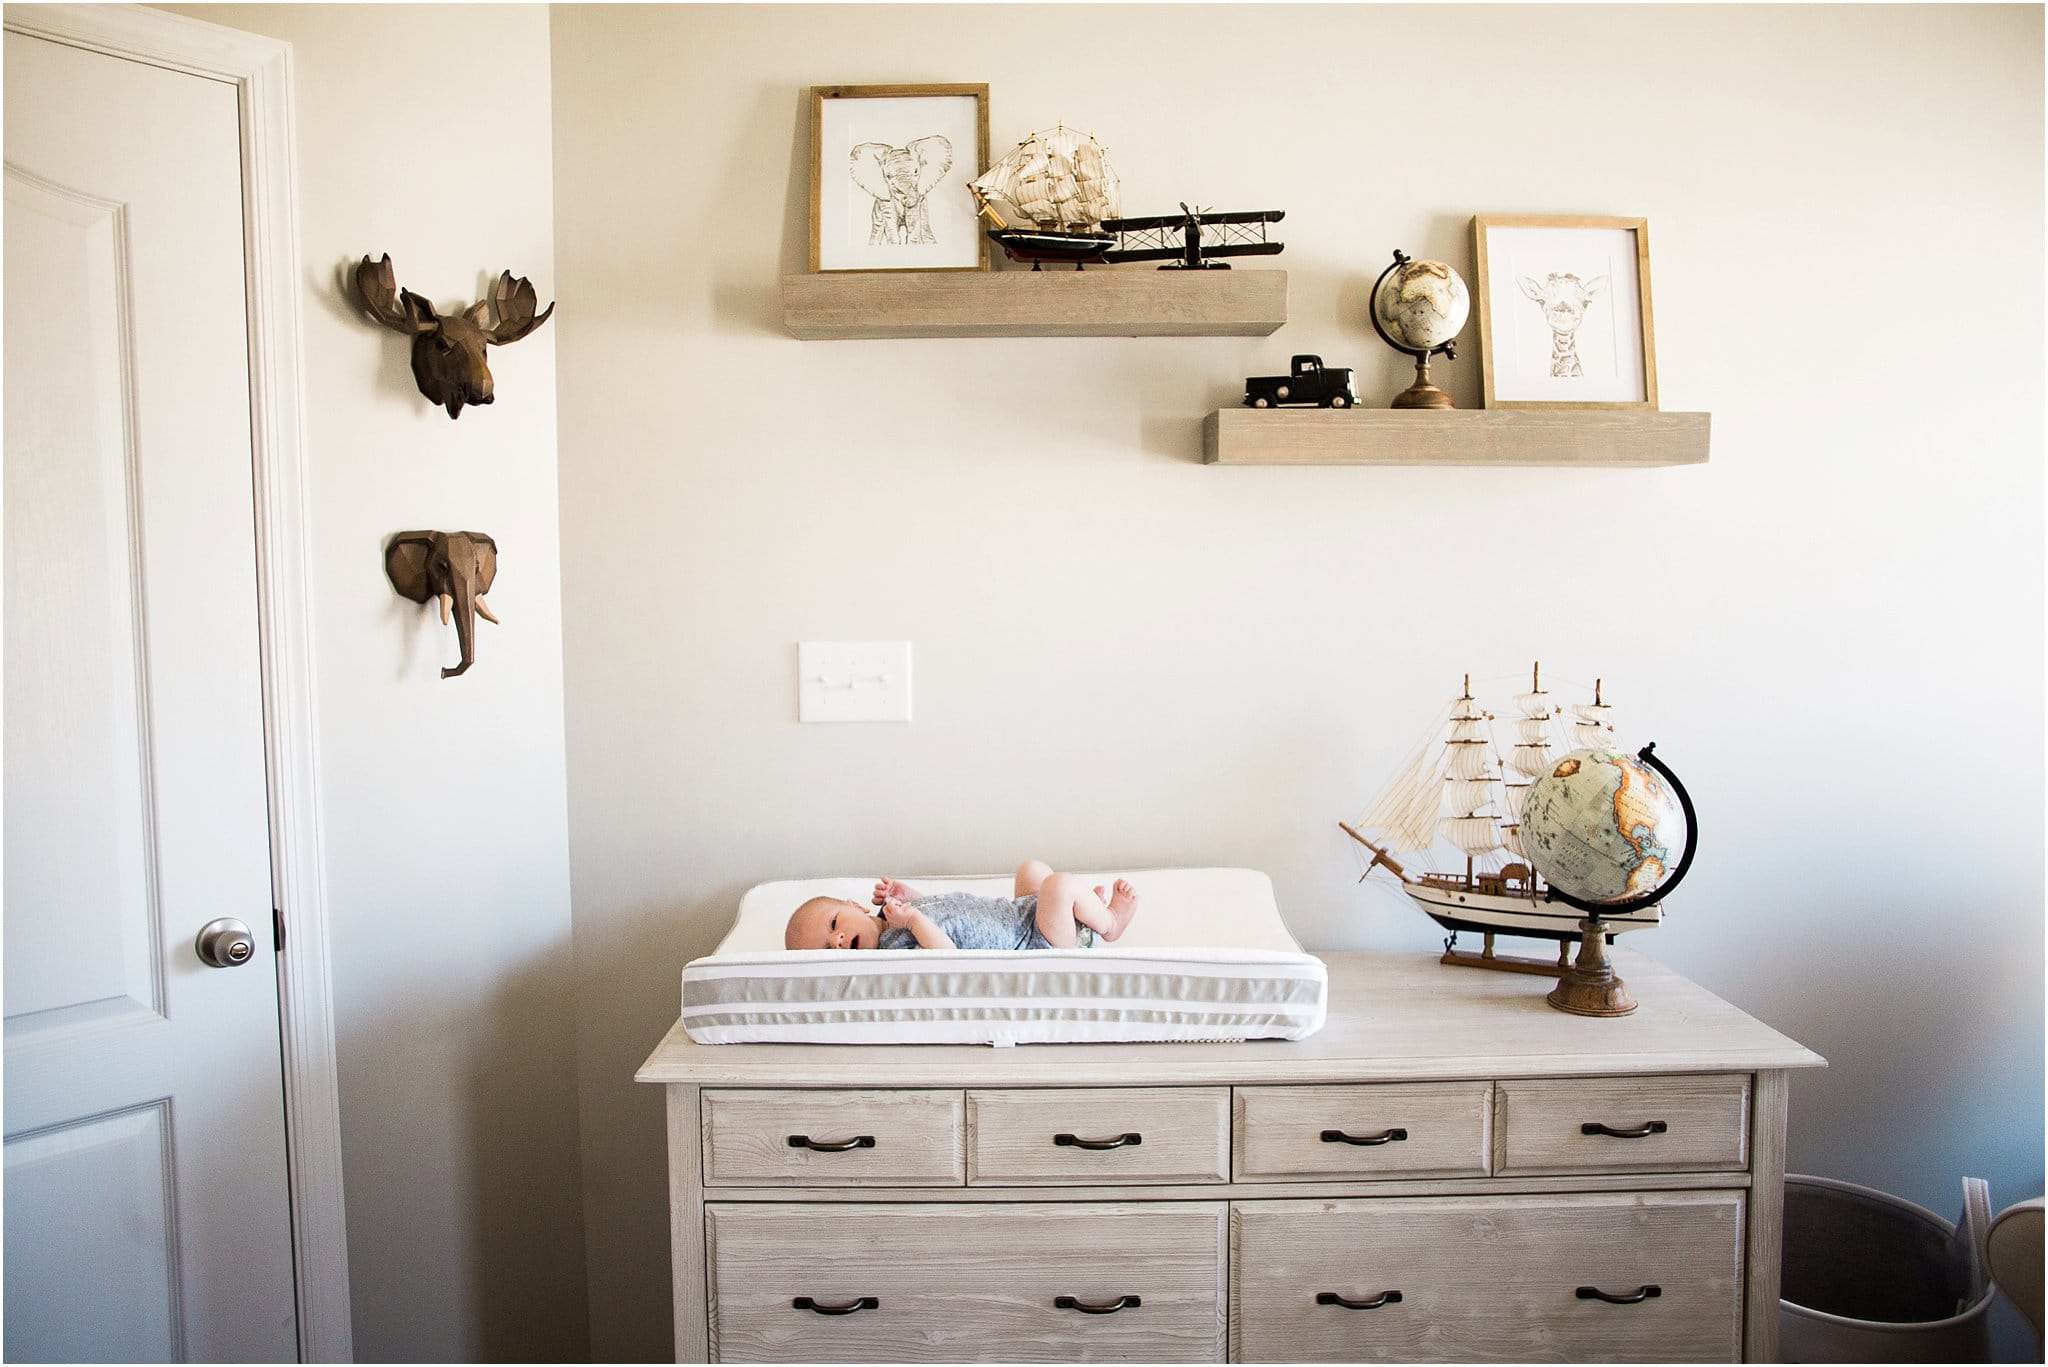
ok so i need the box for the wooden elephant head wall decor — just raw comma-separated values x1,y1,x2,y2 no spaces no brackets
386,531,498,678
352,255,554,419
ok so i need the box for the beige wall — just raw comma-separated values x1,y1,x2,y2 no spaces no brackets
552,4,2043,1357
157,5,587,1360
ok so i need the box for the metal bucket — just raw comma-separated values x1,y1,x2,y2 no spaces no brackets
1779,1174,1994,1363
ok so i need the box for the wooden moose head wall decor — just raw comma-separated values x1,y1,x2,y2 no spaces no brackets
386,531,499,678
352,255,554,418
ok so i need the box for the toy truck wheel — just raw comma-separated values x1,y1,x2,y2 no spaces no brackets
1330,393,1350,408
1251,396,1270,408
1275,385,1290,400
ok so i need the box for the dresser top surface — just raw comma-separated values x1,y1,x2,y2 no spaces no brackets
637,949,1824,1087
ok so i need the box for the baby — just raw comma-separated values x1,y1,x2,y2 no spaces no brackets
784,859,1140,952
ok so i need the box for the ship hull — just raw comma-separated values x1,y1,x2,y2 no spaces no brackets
1401,883,1662,941
988,228,1117,266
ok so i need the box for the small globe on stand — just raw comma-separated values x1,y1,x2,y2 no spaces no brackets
1369,250,1470,409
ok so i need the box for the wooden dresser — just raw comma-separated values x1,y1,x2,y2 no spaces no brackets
638,949,1823,1363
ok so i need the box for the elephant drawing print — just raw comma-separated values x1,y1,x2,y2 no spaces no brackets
386,531,499,678
850,136,951,245
811,84,989,271
1473,215,1658,407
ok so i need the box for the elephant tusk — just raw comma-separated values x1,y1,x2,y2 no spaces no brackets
438,592,453,625
474,595,500,625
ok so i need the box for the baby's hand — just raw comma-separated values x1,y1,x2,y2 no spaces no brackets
880,899,921,931
872,878,915,907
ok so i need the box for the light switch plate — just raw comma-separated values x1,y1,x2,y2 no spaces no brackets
798,641,912,723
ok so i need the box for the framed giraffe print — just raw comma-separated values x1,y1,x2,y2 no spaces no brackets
1472,215,1658,409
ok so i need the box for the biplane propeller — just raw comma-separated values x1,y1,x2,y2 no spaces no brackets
1102,203,1285,270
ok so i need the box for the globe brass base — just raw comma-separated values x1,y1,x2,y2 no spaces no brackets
1391,355,1455,409
1547,918,1639,1017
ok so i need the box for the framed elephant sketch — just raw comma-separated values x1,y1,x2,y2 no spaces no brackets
810,83,989,272
1473,215,1658,409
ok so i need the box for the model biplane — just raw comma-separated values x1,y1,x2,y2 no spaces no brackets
1103,204,1286,269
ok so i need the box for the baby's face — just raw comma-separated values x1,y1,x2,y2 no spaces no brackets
785,897,880,950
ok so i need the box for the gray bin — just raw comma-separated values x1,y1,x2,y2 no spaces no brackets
1780,1174,1994,1363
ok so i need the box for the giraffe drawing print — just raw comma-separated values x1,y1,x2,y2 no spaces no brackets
1519,272,1606,378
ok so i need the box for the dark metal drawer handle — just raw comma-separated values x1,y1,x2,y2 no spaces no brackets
1320,1127,1409,1146
793,1296,879,1315
1580,1121,1668,1139
1054,1132,1142,1150
1577,1284,1662,1305
1055,1295,1140,1314
1317,1290,1403,1310
787,1134,876,1152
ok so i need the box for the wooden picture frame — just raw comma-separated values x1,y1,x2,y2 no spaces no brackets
809,84,990,274
1473,215,1657,409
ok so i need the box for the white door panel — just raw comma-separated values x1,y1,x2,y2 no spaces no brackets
5,31,298,1364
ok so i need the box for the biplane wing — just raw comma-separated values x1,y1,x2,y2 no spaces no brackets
1101,207,1286,265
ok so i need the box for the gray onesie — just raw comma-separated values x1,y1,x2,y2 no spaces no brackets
876,891,1096,951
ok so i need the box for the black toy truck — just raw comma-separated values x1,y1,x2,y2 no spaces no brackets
1242,354,1358,409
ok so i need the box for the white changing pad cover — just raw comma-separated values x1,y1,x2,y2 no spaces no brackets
681,868,1327,1045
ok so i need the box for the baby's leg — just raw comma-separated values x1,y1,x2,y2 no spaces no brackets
1014,859,1053,899
1034,873,1140,946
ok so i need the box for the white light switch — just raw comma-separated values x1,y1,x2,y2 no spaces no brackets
799,641,912,723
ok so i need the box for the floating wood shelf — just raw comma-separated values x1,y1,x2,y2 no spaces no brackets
783,269,1288,340
1203,408,1710,467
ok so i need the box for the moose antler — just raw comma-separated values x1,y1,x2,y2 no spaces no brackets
465,271,555,345
353,254,437,335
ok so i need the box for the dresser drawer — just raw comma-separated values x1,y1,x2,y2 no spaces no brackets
1231,1192,1744,1362
701,1089,964,1187
1494,1075,1750,1176
1234,1082,1492,1180
706,1201,1227,1362
967,1088,1229,1185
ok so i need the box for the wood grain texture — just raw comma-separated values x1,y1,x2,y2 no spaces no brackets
1234,1082,1493,1181
1744,1070,1789,1363
696,1171,1751,1204
1203,407,1708,466
1231,1192,1744,1363
701,1089,964,1187
782,269,1287,339
665,1087,708,1363
967,1088,1228,1186
705,1201,1227,1362
638,950,1826,1089
1494,1074,1750,1177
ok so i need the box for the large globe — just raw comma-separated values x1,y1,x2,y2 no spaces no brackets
1521,748,1690,906
1372,258,1470,350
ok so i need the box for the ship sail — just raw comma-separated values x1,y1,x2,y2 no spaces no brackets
1498,662,1556,859
1570,677,1617,750
970,126,1120,231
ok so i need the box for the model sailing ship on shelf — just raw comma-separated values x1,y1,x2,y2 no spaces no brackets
1341,665,1653,974
968,125,1285,270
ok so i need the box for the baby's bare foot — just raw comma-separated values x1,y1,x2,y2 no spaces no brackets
1103,879,1140,941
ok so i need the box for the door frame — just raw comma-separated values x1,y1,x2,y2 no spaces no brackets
3,5,352,1360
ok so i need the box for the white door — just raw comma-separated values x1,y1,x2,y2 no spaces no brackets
4,29,300,1364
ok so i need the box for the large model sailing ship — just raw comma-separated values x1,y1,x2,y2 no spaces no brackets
1341,666,1660,973
969,126,1124,267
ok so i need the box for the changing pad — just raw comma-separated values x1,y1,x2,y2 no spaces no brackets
680,867,1327,1045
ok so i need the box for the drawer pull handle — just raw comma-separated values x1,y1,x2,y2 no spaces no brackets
1317,1290,1403,1310
1055,1295,1140,1314
786,1134,876,1152
1580,1121,1668,1139
1053,1132,1143,1150
793,1296,879,1315
1320,1127,1409,1146
1576,1284,1662,1305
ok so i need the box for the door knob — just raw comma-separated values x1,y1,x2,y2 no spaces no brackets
195,918,257,968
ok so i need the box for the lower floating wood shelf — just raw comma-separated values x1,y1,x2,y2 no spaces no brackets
1203,408,1710,467
783,269,1287,340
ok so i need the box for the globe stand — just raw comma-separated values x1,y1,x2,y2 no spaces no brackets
1546,919,1638,1018
1370,249,1459,410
